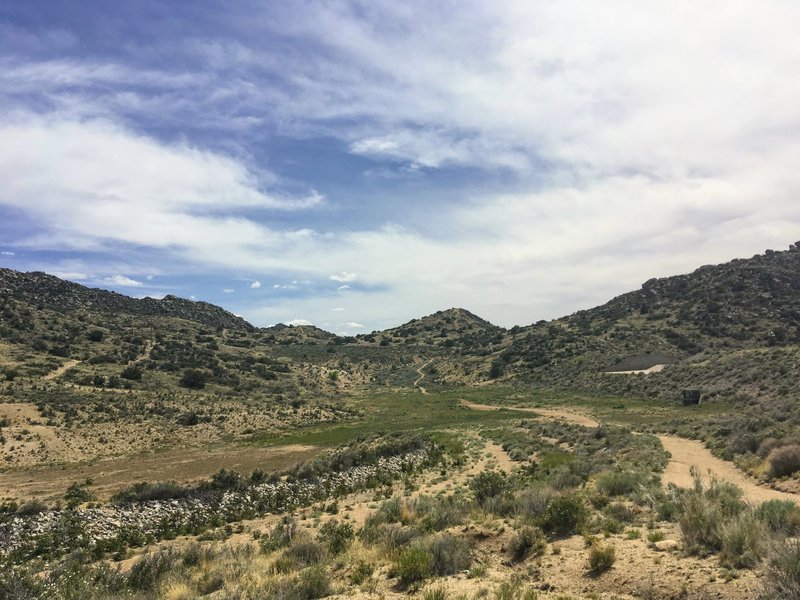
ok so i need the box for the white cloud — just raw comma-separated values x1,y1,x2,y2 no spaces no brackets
222,288,234,293
329,272,357,282
286,318,312,326
4,3,800,331
344,322,364,329
1,251,14,256
105,274,143,287
250,280,261,289
332,307,344,312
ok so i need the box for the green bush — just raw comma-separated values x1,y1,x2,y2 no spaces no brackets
179,368,207,389
768,445,800,479
757,499,800,535
719,511,767,569
540,493,587,536
759,539,800,600
111,481,188,504
588,542,616,575
678,475,746,556
596,470,645,497
317,519,354,554
127,549,179,591
508,526,547,562
294,565,330,600
429,534,472,575
517,486,557,520
394,543,432,586
284,538,326,568
470,471,508,506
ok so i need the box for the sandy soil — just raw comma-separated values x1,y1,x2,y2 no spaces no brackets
460,399,600,428
659,435,799,504
0,443,320,502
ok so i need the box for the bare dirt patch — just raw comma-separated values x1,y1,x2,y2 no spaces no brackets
459,399,600,428
0,443,320,502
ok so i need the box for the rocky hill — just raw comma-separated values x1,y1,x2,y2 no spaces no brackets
0,269,253,332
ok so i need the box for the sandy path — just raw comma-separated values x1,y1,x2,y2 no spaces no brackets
658,435,798,504
459,399,600,428
460,400,799,505
43,359,81,380
414,359,433,395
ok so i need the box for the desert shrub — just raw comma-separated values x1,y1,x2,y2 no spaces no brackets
111,481,188,504
179,369,207,389
540,493,588,536
86,329,104,342
429,534,472,575
678,475,746,556
757,437,781,459
768,445,800,479
757,499,800,535
424,588,448,600
518,486,557,520
16,499,47,515
470,471,508,505
317,519,354,554
293,565,330,600
604,502,638,523
719,511,767,569
413,495,467,532
348,560,374,584
64,481,94,507
588,542,616,575
508,526,547,562
127,549,179,591
261,517,299,552
760,539,800,600
393,543,432,586
284,538,326,568
120,365,142,381
361,522,418,550
596,470,645,497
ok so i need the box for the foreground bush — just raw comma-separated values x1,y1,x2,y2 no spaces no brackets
757,499,800,535
588,542,616,575
508,526,547,562
393,543,432,586
429,534,472,575
678,474,746,556
540,493,588,536
760,539,800,600
768,444,800,479
596,470,646,497
719,511,767,569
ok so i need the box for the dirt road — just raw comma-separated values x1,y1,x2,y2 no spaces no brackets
460,400,799,505
43,359,81,380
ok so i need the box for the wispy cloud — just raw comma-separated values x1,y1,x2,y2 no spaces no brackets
2,2,799,330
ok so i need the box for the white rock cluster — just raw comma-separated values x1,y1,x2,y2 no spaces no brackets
0,449,428,556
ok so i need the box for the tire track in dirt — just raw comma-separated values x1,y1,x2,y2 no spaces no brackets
460,400,799,505
414,359,433,395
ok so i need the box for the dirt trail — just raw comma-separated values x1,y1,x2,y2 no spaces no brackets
658,435,798,504
459,399,600,428
43,359,81,380
460,400,799,505
414,359,433,395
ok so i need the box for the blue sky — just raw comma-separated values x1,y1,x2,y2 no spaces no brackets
1,2,799,332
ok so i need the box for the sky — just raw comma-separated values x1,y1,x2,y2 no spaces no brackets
1,1,799,333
